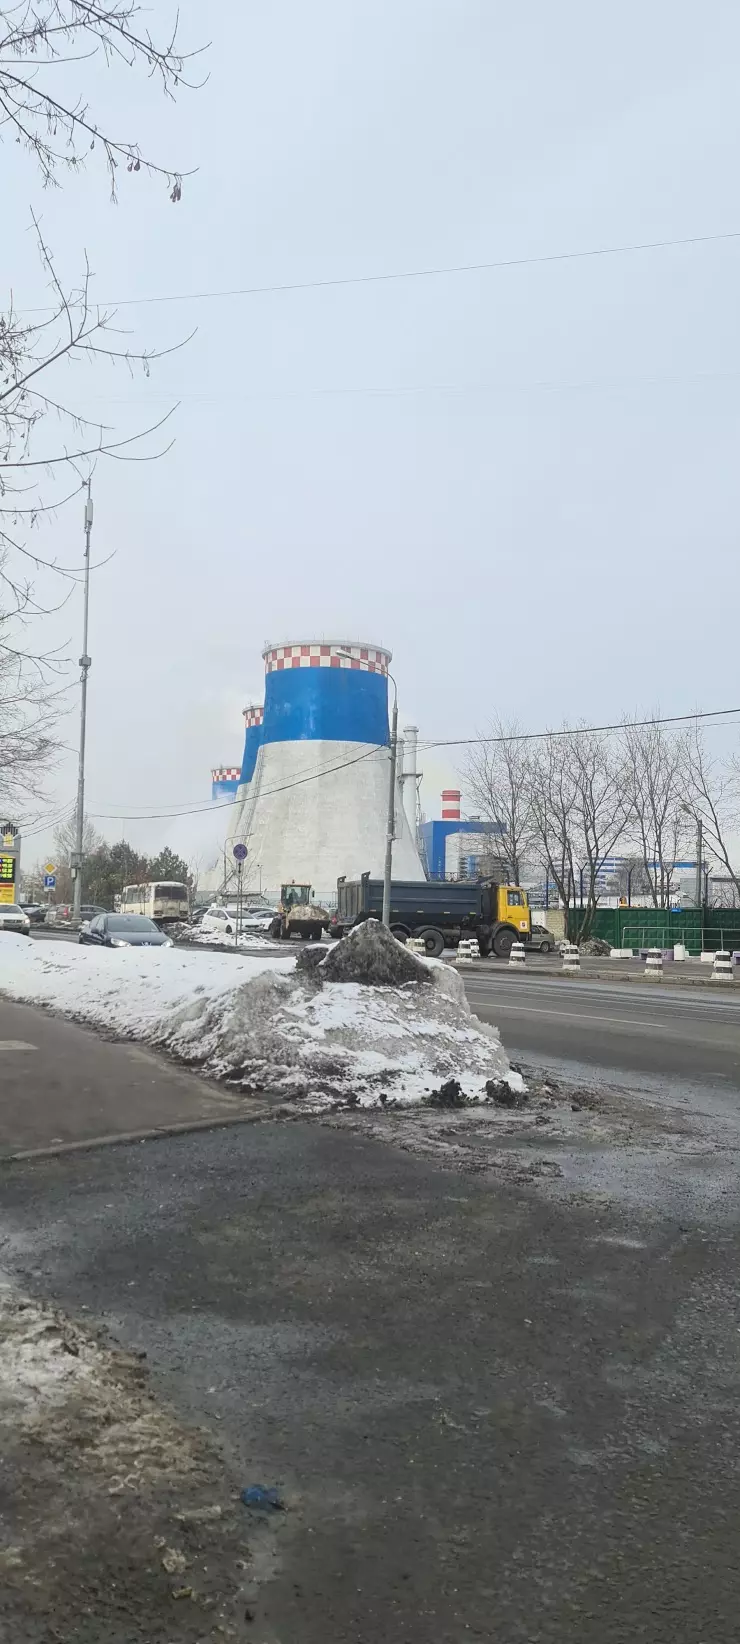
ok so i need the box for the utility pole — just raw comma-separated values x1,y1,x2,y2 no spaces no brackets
695,817,703,912
72,480,93,924
382,677,398,927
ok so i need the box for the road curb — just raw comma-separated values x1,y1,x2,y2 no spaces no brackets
458,962,739,991
0,1103,274,1165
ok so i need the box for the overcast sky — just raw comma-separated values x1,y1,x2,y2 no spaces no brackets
7,0,740,869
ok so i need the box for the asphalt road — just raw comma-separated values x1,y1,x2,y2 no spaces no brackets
2,1118,740,1642
2,957,740,1637
463,968,740,1088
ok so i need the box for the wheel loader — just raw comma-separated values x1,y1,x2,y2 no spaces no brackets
269,883,330,942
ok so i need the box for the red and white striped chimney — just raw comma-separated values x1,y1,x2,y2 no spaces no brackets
441,789,461,821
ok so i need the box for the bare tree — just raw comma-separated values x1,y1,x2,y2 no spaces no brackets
685,722,740,903
621,716,691,907
0,0,200,806
1,214,191,629
464,718,537,884
528,727,631,941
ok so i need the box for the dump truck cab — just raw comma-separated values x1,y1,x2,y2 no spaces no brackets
492,884,531,938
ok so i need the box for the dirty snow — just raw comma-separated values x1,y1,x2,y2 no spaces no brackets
0,935,521,1108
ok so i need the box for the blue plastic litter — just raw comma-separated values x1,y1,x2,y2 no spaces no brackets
240,1485,283,1511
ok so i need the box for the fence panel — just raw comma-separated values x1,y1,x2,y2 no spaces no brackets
566,907,740,954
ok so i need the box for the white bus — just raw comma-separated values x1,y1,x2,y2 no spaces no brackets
121,881,189,925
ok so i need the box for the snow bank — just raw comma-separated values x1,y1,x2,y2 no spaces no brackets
0,934,520,1109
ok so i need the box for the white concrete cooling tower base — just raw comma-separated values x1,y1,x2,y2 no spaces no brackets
234,738,425,902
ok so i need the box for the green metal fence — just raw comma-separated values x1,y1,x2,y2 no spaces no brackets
567,907,740,955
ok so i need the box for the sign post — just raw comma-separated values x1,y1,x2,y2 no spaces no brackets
0,823,19,907
232,843,248,946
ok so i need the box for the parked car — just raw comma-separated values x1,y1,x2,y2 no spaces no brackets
19,902,47,924
0,903,31,935
199,902,278,937
78,913,173,949
242,904,278,932
527,923,556,954
47,902,107,929
199,904,238,937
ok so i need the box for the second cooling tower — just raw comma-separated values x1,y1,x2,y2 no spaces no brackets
233,640,425,897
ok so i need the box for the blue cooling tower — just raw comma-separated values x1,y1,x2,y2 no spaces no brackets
240,702,264,783
229,640,425,898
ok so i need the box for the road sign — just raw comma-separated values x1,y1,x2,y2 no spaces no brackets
44,874,56,890
44,861,55,875
232,842,248,862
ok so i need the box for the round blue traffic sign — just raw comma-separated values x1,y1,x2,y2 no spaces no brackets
232,842,248,862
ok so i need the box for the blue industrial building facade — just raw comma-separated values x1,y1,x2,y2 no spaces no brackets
420,819,507,881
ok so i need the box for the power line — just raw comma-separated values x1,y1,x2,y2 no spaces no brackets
23,226,740,315
86,744,384,823
421,705,740,751
60,704,740,826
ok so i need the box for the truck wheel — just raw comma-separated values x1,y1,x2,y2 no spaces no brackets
417,927,444,959
269,918,281,939
492,927,515,958
310,924,323,941
390,925,410,943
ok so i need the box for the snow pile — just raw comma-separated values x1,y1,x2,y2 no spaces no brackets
0,1282,99,1424
0,932,521,1108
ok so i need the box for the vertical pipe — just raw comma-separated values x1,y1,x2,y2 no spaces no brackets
402,724,419,838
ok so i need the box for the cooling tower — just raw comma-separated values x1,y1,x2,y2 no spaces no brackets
240,703,264,787
211,766,241,801
224,703,264,860
232,640,426,899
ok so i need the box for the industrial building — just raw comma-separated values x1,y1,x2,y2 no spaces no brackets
419,789,507,880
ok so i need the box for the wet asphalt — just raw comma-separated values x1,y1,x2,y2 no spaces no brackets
2,1112,740,1642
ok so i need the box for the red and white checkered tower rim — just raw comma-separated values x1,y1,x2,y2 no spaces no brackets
242,703,264,726
442,789,461,820
262,640,391,675
212,767,241,782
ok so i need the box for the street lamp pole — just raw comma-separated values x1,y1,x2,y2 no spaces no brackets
336,650,398,927
382,673,399,927
681,804,704,913
695,816,703,911
72,480,93,924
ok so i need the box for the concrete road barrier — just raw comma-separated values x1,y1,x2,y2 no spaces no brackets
561,943,580,975
509,941,526,969
712,950,733,983
645,948,663,980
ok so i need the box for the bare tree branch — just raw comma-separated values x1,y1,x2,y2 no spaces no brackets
0,0,204,199
621,715,691,907
464,717,537,884
685,723,740,903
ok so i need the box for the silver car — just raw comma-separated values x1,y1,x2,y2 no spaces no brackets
0,903,31,935
527,923,556,954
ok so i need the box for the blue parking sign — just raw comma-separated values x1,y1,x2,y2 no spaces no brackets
44,873,56,890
